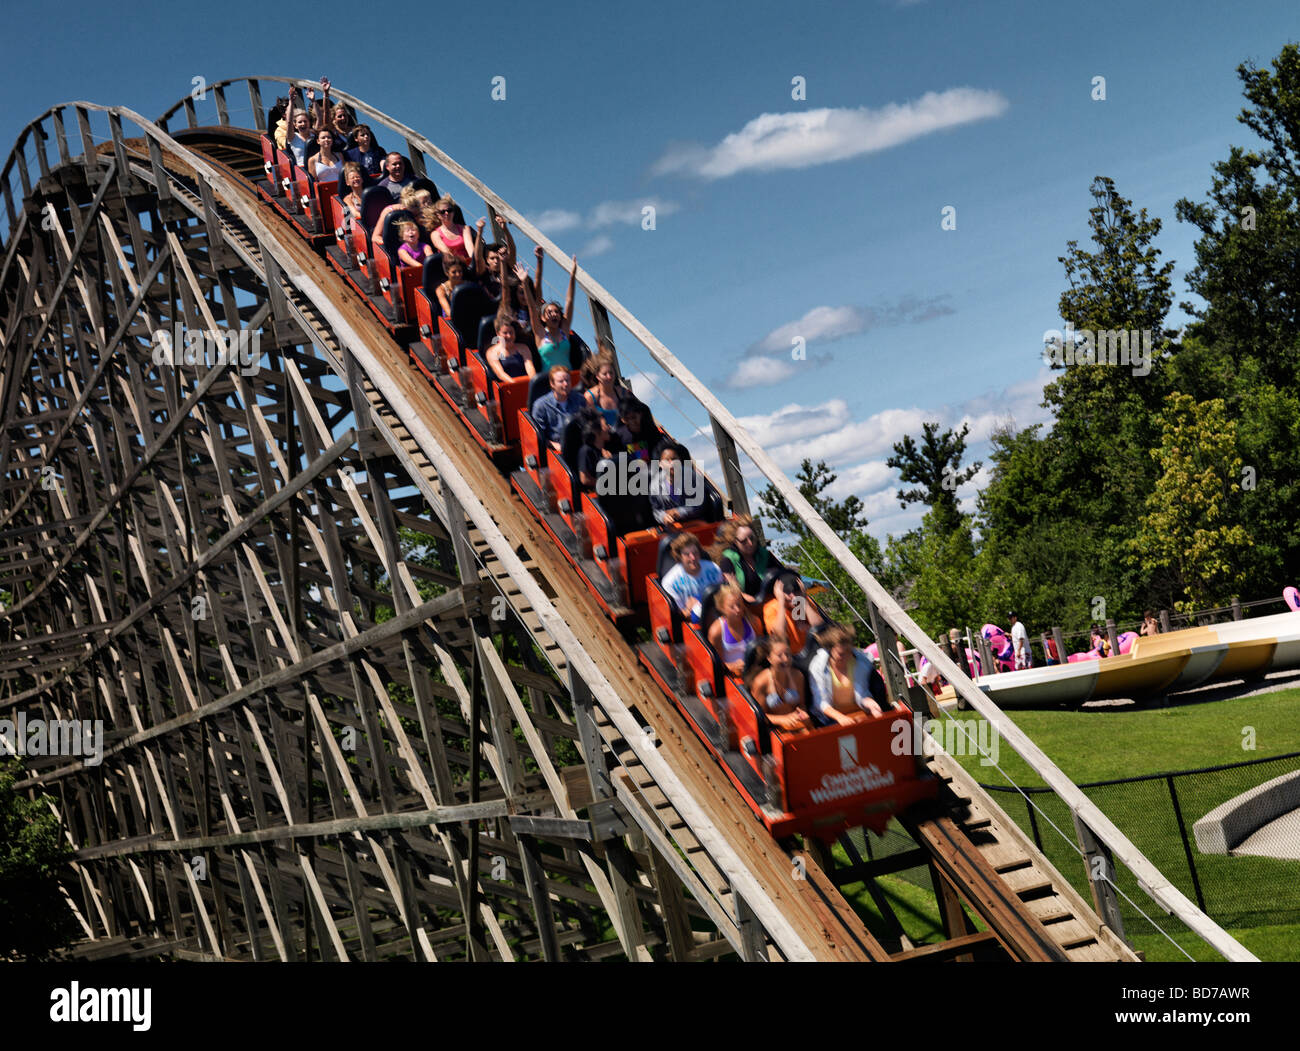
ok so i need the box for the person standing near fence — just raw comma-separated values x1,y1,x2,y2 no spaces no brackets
1009,610,1031,670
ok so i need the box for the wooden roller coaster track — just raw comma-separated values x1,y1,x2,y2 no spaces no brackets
0,78,1253,962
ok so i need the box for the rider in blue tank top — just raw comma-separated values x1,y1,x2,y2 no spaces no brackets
526,251,580,372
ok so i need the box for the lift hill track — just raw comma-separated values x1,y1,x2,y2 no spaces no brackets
0,78,1254,962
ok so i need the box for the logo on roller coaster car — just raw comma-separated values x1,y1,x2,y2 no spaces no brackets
838,734,857,771
809,764,895,804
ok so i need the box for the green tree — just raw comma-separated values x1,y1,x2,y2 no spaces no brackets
1172,43,1300,596
1130,394,1250,612
975,175,1178,629
885,421,980,536
0,764,78,960
757,460,881,627
973,422,1128,635
1048,176,1176,539
1175,43,1300,387
890,512,983,638
758,459,868,540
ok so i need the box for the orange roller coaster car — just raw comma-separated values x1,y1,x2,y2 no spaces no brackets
258,132,939,842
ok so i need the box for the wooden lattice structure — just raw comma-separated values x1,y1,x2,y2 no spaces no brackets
0,81,1251,963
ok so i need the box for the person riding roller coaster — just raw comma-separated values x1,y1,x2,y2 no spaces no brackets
808,623,893,726
396,221,433,267
582,346,622,429
706,583,761,677
337,162,365,228
648,440,706,527
613,394,657,462
718,513,777,610
435,255,476,318
576,412,613,494
427,195,477,263
485,314,536,382
344,124,385,179
525,251,580,372
372,185,433,245
532,365,586,452
745,638,813,735
661,533,723,623
764,571,824,655
376,152,414,200
279,96,314,166
475,215,517,298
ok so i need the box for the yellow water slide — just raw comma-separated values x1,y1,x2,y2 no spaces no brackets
944,611,1300,709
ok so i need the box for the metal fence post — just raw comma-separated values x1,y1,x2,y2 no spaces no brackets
1166,775,1207,914
1025,793,1043,851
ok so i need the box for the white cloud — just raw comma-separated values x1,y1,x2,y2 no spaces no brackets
691,440,722,483
752,305,869,354
531,208,583,233
728,356,799,389
652,88,1009,179
869,504,926,540
627,369,663,405
821,460,894,503
588,197,680,228
680,368,1054,547
952,370,1054,441
768,406,930,471
581,234,615,257
739,297,956,378
733,398,853,450
956,463,994,515
864,488,914,524
717,370,1055,538
529,198,679,238
719,373,1051,482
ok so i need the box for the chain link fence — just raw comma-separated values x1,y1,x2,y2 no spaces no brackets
980,751,1300,943
831,752,1299,957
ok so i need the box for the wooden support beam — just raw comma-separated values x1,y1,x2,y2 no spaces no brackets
52,110,71,168
1073,813,1127,941
3,90,1220,968
517,833,561,962
927,858,975,962
709,416,751,518
32,122,52,182
213,85,230,126
892,930,999,962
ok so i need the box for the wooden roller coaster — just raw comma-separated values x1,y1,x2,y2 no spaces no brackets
0,77,1254,962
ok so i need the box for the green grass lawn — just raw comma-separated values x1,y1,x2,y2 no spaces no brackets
944,686,1300,962
954,686,1300,788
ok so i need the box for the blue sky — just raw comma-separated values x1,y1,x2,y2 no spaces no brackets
2,0,1295,540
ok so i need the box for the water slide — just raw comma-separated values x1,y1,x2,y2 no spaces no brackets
937,610,1300,709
